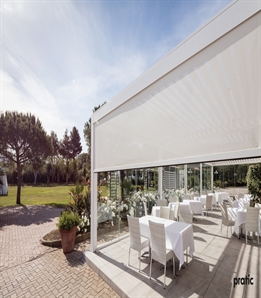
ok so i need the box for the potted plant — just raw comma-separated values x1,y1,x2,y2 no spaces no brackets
246,163,261,207
57,211,82,254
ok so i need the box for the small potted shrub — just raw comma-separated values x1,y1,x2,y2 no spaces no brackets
57,211,82,254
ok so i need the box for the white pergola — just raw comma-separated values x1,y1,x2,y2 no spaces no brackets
90,0,261,252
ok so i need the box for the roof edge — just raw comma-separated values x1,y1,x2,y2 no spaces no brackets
93,0,260,123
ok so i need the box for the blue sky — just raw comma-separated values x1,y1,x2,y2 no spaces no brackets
1,0,231,152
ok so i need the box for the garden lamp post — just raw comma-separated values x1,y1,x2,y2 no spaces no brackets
214,169,218,187
188,169,192,189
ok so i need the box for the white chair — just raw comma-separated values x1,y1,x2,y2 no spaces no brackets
228,196,234,208
143,201,148,216
179,210,193,224
156,199,168,206
160,206,170,220
238,193,245,199
245,207,260,246
183,194,191,200
168,196,177,203
127,215,150,271
148,220,175,289
203,195,213,216
173,201,180,221
220,203,235,237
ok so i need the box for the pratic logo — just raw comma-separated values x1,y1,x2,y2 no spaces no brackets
233,275,254,288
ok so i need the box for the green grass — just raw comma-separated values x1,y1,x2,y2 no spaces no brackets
0,185,73,208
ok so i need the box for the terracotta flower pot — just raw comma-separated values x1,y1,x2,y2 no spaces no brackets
59,226,77,254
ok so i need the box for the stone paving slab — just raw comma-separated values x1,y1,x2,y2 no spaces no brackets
0,205,119,298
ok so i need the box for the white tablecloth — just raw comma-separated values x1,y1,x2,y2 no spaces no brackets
168,202,191,214
233,201,249,209
151,206,175,220
227,208,246,235
215,192,229,203
139,215,195,268
228,207,261,236
182,200,203,215
194,195,216,207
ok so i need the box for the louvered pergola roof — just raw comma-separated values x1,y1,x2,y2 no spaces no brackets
91,0,261,173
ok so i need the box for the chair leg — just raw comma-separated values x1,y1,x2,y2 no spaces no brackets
173,257,175,277
246,230,247,244
164,265,166,289
139,252,141,272
149,255,152,279
128,247,131,266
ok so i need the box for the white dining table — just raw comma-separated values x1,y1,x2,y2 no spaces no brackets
194,195,216,207
168,202,191,214
182,200,203,215
227,207,261,236
227,207,247,235
215,192,229,203
233,200,249,209
151,206,174,220
139,215,195,268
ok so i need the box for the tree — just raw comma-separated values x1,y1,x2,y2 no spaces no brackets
247,163,261,204
59,127,82,184
0,111,50,204
70,127,82,158
49,131,60,183
0,167,4,191
83,103,106,176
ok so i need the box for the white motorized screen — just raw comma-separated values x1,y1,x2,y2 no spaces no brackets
93,8,261,172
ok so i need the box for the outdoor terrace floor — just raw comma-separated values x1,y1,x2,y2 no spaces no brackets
84,210,260,298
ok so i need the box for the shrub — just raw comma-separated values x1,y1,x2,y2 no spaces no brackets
66,184,91,234
247,163,261,203
57,211,82,230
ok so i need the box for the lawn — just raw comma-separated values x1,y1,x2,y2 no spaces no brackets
0,185,109,208
0,185,73,208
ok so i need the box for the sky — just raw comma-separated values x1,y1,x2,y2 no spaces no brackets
1,0,232,152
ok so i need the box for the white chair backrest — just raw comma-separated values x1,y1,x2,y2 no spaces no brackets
183,194,191,200
179,210,193,224
148,220,166,265
220,203,230,224
143,201,148,216
246,207,260,231
228,196,234,208
238,193,245,199
159,206,170,219
174,201,180,220
156,199,168,206
168,196,177,202
206,195,212,209
127,215,142,249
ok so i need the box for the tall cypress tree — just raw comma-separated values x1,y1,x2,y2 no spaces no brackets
59,127,82,184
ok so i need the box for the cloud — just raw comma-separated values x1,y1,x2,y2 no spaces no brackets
1,0,232,152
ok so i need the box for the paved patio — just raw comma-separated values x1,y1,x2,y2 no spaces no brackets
0,202,260,297
0,205,119,298
84,209,260,298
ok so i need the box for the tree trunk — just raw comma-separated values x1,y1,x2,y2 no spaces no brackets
16,163,21,204
66,159,69,185
34,171,38,185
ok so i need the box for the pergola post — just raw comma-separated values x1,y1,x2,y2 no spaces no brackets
158,167,163,199
90,115,97,253
184,165,188,193
200,163,202,196
211,165,214,190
